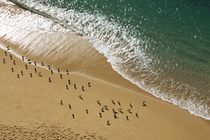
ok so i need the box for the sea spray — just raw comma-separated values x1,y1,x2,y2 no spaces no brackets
2,0,210,120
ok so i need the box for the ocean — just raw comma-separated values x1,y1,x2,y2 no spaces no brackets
2,0,210,120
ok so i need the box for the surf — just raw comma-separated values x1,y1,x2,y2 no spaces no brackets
1,0,210,120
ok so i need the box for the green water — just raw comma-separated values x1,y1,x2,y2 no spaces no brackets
16,0,210,119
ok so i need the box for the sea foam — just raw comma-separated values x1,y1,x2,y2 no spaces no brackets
2,0,210,120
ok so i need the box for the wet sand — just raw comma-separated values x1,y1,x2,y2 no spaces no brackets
0,41,210,140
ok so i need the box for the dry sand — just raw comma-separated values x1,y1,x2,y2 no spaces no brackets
0,41,210,140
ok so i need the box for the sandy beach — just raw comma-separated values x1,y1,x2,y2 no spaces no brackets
0,1,210,140
0,40,210,140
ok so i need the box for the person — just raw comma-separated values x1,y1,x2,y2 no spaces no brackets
107,120,111,126
30,73,33,78
129,103,133,109
88,82,91,87
126,116,129,121
60,100,63,105
79,95,83,101
118,101,121,107
13,60,16,65
34,61,37,66
72,114,75,119
25,64,28,70
114,114,118,119
60,74,63,79
68,79,71,85
3,58,6,64
49,77,52,83
82,86,85,92
99,112,102,118
136,113,139,119
111,99,115,105
142,101,147,107
66,85,69,90
97,100,101,106
34,68,37,73
68,104,72,109
74,84,77,89
85,109,89,114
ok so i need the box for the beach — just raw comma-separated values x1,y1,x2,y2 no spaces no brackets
0,41,210,140
0,0,210,140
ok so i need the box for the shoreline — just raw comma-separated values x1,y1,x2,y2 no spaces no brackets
0,41,210,140
0,1,210,139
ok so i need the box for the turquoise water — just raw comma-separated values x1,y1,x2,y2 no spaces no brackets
11,0,210,119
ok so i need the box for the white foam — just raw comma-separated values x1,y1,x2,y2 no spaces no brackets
2,0,210,120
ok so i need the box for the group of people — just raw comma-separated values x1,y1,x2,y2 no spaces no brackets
2,46,147,127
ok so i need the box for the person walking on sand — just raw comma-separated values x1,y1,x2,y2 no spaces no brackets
74,84,77,89
17,74,20,79
13,60,16,65
99,112,102,118
21,70,23,76
3,58,6,64
48,65,51,70
10,54,12,60
60,100,63,105
136,113,139,119
88,82,91,87
72,114,75,119
79,95,83,101
49,77,52,83
107,120,111,126
69,104,72,109
101,107,105,113
114,114,118,119
25,64,28,70
85,109,89,114
60,74,63,79
111,99,116,106
97,100,101,106
112,108,118,115
34,61,37,66
34,68,37,73
127,109,132,114
118,101,121,107
142,101,147,107
82,85,85,92
126,116,129,121
129,103,133,109
104,105,109,111
41,62,44,66
66,85,69,90
68,79,71,85
66,69,69,75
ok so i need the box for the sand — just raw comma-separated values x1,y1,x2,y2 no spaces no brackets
0,2,210,139
0,40,210,140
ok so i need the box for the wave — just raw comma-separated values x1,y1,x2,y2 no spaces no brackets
2,0,210,120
